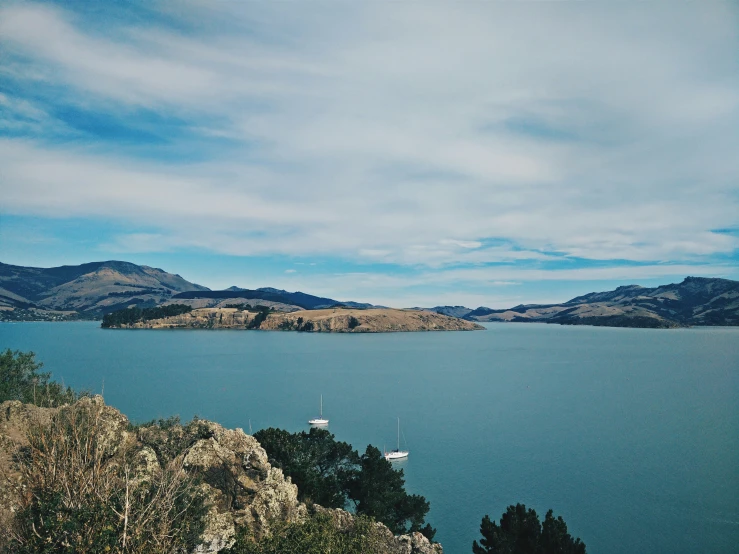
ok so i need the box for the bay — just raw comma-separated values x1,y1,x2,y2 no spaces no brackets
1,321,737,554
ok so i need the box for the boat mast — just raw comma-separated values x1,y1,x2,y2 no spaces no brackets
397,417,400,451
320,395,323,418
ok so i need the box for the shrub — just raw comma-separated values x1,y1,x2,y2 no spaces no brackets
224,513,384,554
0,349,79,407
4,401,207,554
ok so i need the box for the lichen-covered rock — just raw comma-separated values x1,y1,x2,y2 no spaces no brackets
182,424,306,551
0,399,442,553
315,506,443,554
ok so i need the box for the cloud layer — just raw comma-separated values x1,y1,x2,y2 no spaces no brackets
1,1,738,302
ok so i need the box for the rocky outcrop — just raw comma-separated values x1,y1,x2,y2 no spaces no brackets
316,506,443,554
0,398,442,553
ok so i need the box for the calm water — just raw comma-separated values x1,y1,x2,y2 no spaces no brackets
2,322,738,554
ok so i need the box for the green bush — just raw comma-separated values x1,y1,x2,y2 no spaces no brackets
0,349,79,407
224,513,383,554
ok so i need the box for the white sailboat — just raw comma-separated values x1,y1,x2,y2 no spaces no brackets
308,395,329,426
384,417,409,461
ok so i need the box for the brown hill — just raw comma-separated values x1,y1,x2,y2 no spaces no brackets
0,261,208,320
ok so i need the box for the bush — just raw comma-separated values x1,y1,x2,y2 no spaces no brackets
0,349,79,407
247,307,271,329
224,513,383,554
6,401,208,554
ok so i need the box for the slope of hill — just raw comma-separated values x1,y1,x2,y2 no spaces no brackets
464,277,739,328
0,261,208,319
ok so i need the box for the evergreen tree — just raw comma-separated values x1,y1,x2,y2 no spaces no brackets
473,504,585,554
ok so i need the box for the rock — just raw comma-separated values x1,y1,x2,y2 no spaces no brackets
315,506,443,554
0,399,442,553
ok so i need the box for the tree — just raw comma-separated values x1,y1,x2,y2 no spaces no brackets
255,429,436,540
253,427,357,508
346,445,434,539
473,504,585,554
0,349,77,407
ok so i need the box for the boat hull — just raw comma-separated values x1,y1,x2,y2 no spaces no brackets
384,450,409,461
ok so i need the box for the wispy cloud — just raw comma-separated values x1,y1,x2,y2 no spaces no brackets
0,0,738,302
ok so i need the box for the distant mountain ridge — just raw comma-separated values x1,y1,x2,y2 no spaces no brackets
3,261,736,327
0,261,209,319
426,277,739,328
0,261,380,320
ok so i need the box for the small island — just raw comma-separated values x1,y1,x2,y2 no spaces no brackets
101,305,484,332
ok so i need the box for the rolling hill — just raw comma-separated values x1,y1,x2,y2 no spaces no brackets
0,261,209,319
433,277,739,328
0,261,378,321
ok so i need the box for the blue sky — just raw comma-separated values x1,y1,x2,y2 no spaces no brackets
1,0,738,307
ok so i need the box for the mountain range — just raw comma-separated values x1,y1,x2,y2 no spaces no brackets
1,260,737,327
0,261,373,321
428,276,739,328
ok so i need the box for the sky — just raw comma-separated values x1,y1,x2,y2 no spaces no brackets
1,0,738,308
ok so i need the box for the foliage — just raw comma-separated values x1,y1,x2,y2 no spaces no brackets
247,306,271,329
101,304,192,328
348,316,360,329
254,427,357,508
223,513,384,554
347,445,433,538
297,319,314,332
4,401,208,554
0,349,79,407
254,428,435,540
472,504,586,554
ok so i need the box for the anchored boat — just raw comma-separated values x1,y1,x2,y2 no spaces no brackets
308,395,329,426
384,417,408,461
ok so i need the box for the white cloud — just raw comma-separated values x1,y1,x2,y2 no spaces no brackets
0,1,737,270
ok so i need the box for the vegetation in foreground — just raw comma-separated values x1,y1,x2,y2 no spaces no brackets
6,402,208,554
1,351,587,553
255,427,436,539
0,349,82,407
224,513,384,554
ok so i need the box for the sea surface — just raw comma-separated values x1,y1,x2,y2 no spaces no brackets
2,322,738,554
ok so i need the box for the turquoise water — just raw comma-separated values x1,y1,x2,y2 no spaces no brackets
2,322,738,554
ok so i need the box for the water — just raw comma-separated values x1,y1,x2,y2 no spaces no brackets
2,322,737,554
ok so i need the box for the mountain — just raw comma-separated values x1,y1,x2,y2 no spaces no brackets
427,306,474,319
461,277,739,328
170,287,380,311
0,261,383,321
0,261,208,319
